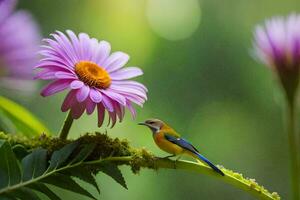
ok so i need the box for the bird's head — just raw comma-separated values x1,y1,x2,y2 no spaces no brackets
138,118,165,134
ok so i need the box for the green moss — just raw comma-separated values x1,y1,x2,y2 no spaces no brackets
129,148,157,173
0,131,157,173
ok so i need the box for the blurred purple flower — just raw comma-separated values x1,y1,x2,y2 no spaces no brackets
253,14,300,100
35,30,147,127
0,0,40,93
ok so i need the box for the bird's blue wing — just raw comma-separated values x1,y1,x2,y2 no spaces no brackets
164,134,224,176
164,134,199,154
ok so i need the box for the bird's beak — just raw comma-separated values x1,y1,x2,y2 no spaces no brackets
138,122,147,126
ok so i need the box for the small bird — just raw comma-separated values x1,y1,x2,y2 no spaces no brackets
139,118,224,176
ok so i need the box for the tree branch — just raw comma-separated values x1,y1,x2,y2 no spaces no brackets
0,132,281,200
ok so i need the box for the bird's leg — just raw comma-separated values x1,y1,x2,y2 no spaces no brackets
163,154,176,159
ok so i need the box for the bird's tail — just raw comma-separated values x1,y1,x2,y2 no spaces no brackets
193,152,225,176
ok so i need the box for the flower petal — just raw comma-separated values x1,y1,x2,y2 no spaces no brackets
79,33,92,60
41,80,71,97
55,31,79,62
94,41,111,65
120,93,145,106
101,89,126,105
34,60,74,72
108,111,117,128
114,102,124,122
66,30,81,59
51,32,77,64
109,85,147,99
126,100,136,119
76,84,90,102
97,104,105,127
110,67,143,80
34,70,56,80
44,38,74,67
113,80,148,92
103,52,129,72
101,95,114,112
86,97,96,115
71,102,85,119
55,71,76,79
89,88,102,103
61,90,77,112
70,80,84,89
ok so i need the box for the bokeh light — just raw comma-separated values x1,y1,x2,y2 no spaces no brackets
146,0,201,40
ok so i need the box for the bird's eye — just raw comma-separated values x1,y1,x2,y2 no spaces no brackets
149,121,154,124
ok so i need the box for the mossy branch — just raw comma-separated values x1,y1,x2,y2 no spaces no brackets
0,132,280,200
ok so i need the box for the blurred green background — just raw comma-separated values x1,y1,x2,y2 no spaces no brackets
13,0,300,199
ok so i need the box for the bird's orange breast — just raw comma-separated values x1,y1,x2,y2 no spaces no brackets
153,131,184,155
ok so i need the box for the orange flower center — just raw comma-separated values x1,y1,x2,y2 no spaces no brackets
75,61,111,89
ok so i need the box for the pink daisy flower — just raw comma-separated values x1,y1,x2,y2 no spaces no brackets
253,14,300,100
35,30,147,127
253,14,300,71
0,0,40,93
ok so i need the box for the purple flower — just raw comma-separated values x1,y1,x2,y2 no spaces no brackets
0,0,40,92
253,14,300,100
35,30,148,127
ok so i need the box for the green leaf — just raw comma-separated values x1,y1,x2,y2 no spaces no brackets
0,141,98,200
28,183,61,200
0,141,90,199
70,143,96,164
48,143,99,194
21,148,48,181
13,188,41,200
0,96,50,137
0,140,21,189
62,167,100,194
48,142,79,171
99,162,127,189
12,144,29,160
42,173,96,200
0,194,18,200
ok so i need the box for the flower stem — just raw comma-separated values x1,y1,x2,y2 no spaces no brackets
286,97,300,200
58,112,74,139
